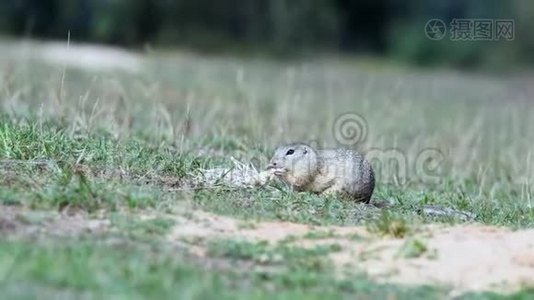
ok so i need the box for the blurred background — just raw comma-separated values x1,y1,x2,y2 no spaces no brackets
0,0,533,70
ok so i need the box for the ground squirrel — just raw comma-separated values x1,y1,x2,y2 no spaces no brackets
266,143,375,203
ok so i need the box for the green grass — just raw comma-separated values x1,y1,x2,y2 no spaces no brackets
207,239,342,271
0,237,444,299
0,42,533,298
0,237,532,299
1,116,532,227
110,214,176,239
8,149,525,229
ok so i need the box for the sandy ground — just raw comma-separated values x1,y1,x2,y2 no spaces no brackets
2,205,533,295
0,40,143,73
166,209,534,295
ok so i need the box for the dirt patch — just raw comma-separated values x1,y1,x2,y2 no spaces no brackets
0,206,109,238
0,215,19,233
165,208,534,294
353,226,534,294
2,204,533,294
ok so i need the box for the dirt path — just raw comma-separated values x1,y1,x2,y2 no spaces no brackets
2,205,534,295
166,209,534,294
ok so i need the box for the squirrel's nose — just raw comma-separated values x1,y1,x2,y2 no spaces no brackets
267,161,277,170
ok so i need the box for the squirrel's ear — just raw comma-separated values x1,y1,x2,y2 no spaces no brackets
303,147,308,155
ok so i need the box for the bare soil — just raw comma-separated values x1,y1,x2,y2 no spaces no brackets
2,205,534,295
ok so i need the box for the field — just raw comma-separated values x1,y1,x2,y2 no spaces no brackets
0,40,533,299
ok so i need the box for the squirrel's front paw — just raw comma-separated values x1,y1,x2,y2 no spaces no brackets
255,170,276,186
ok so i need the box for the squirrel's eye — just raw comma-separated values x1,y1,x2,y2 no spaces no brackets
285,149,295,156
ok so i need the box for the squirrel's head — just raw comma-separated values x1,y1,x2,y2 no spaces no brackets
267,143,319,184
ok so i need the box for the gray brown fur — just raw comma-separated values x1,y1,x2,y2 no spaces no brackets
267,143,375,203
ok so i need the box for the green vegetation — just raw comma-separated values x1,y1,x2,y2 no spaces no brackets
0,44,533,298
0,238,447,299
0,238,533,299
207,239,342,270
396,239,429,259
367,211,410,238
